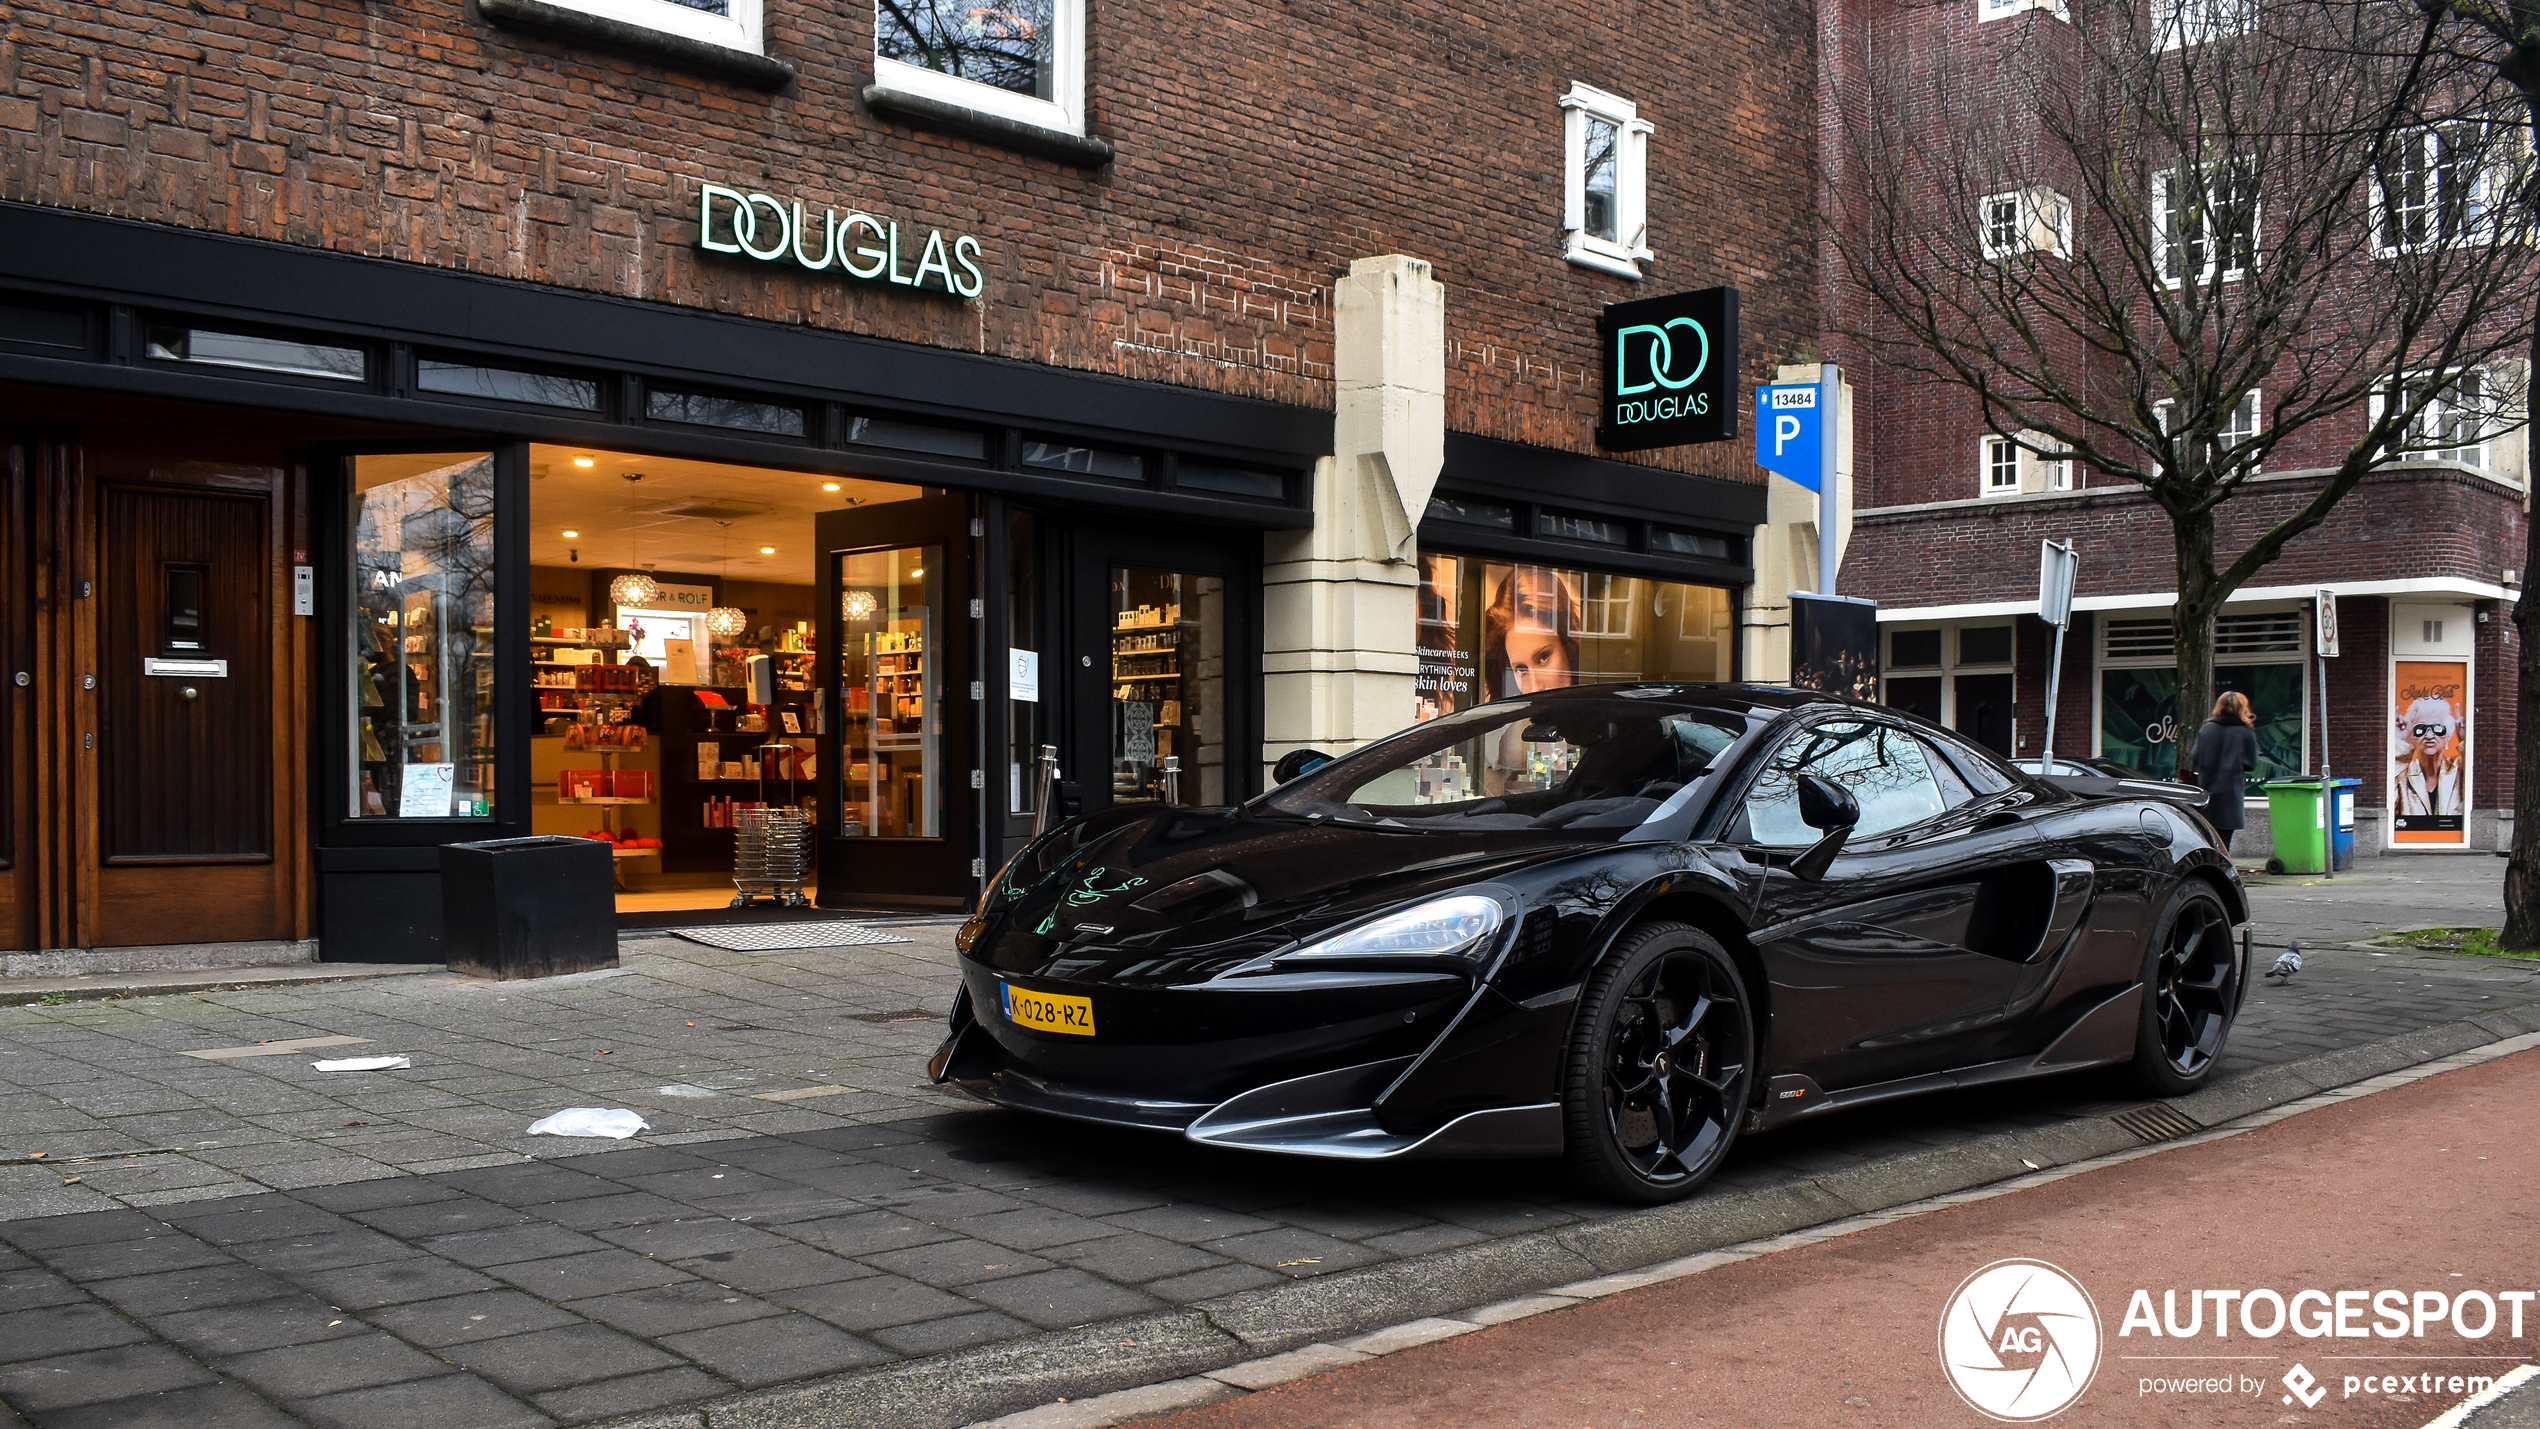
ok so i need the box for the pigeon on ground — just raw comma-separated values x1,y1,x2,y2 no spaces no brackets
2266,944,2303,982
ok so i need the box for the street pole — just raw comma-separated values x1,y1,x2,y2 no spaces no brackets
1818,363,1841,595
2319,608,2332,882
2043,620,2067,765
2037,540,2078,768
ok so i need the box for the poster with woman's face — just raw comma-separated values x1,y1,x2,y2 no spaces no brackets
1412,555,1735,722
2391,660,2468,843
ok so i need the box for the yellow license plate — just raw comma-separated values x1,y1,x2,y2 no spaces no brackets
1002,983,1096,1037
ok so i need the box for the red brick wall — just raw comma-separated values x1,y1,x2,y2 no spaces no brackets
0,0,1816,479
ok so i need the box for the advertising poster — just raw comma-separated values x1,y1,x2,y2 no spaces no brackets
1790,593,1880,701
1412,554,1735,724
2392,659,2469,843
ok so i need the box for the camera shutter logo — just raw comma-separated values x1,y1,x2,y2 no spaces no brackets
1938,1259,2103,1422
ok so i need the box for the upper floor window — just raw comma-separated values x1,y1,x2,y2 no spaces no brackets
2154,0,2253,48
2153,165,2258,286
1561,83,1654,279
2375,124,2521,252
1981,431,2075,496
875,0,1084,136
1980,187,2073,259
2375,370,2504,470
536,0,765,61
2156,390,2263,472
1977,0,2067,22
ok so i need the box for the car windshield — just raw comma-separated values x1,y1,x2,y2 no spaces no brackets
1257,696,1748,835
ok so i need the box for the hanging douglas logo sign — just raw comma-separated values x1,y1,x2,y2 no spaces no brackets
1595,286,1739,450
696,183,986,298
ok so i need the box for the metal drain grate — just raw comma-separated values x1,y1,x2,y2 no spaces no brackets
2109,1104,2203,1144
672,921,914,952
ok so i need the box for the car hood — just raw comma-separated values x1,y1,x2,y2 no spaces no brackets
968,805,1613,981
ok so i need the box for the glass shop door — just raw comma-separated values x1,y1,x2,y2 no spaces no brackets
815,491,980,909
1063,523,1257,817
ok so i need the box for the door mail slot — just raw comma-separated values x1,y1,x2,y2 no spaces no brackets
143,657,228,677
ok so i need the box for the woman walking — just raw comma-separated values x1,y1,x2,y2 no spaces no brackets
2191,691,2260,853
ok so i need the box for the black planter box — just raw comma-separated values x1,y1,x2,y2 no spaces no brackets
439,836,618,980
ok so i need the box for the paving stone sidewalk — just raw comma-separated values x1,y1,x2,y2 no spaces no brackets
0,863,2534,1428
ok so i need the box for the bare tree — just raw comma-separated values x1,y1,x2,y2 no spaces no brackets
2410,1,2540,943
1832,0,2537,785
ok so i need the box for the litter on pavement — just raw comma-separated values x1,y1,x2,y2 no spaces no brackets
311,1056,413,1072
526,1108,650,1138
654,1084,719,1097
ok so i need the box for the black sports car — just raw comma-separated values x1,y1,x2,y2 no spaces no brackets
932,685,2248,1203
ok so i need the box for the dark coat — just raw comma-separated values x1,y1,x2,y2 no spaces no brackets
2191,717,2259,832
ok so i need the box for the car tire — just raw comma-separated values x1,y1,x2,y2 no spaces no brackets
2128,879,2241,1096
1560,920,1756,1205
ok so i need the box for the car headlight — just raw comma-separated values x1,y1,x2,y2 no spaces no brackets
1283,894,1506,962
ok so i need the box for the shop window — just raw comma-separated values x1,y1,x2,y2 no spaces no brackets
1560,82,1655,279
2097,607,2306,781
530,0,766,65
1412,552,1732,721
349,453,499,820
873,0,1084,139
1428,495,1517,530
838,545,941,838
1022,439,1142,481
1005,509,1044,822
418,359,600,412
1536,510,1631,546
146,324,364,383
647,387,805,437
1174,459,1288,500
1650,526,1738,561
849,415,987,462
1110,569,1226,806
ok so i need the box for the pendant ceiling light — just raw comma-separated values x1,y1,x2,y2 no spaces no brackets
706,520,749,638
608,472,659,608
842,589,879,622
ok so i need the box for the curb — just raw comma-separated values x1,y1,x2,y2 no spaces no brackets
0,963,444,1006
584,996,2540,1429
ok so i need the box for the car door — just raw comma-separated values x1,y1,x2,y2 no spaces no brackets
1732,718,2062,1091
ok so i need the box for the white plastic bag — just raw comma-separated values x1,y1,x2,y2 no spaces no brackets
526,1108,650,1139
654,1084,718,1098
311,1056,412,1072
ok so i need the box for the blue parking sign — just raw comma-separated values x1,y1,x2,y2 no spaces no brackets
1756,384,1822,491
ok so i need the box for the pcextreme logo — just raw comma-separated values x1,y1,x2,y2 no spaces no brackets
1939,1259,2104,1422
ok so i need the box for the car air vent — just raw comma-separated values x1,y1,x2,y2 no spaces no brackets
1132,868,1258,914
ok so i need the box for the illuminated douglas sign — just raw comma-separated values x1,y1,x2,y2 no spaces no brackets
696,183,985,298
1595,286,1739,450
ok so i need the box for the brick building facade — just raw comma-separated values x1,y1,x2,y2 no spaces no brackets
1822,0,2525,857
0,0,1819,961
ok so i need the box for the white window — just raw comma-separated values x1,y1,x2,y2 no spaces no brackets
1978,0,2067,22
2152,166,2258,285
2375,370,2499,469
2375,124,2522,252
2154,390,2263,473
2153,0,2253,47
1981,431,2076,496
1980,187,2073,259
528,0,764,61
1561,83,1654,279
1983,435,2022,496
874,0,1084,138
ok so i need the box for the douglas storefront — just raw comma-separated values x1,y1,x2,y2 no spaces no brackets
0,203,1322,961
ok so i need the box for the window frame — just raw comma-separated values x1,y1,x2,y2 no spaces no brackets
532,0,766,61
2152,0,2253,49
2154,390,2263,474
1560,82,1655,280
1982,435,2022,497
2372,369,2498,470
872,0,1086,139
2373,123,2521,254
1978,186,2074,260
2152,164,2259,287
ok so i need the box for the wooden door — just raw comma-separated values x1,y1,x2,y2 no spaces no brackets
87,483,290,945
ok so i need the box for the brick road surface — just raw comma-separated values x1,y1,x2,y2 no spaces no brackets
0,858,2533,1427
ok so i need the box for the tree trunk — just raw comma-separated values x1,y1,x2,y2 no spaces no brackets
2504,90,2540,947
2172,507,2223,788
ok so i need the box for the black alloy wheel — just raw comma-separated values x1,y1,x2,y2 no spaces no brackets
1562,921,1755,1204
2130,882,2240,1095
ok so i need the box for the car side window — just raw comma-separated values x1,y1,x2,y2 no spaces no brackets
1743,721,1950,847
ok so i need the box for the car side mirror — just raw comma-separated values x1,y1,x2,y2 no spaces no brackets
1272,748,1335,785
1789,774,1858,882
1797,774,1860,831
